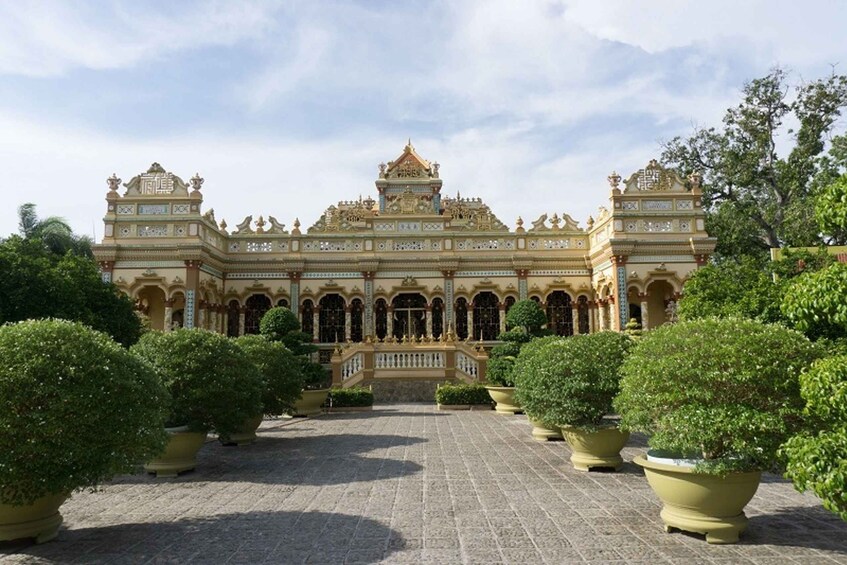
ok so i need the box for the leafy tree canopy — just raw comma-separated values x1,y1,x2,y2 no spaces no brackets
663,69,847,260
0,236,141,346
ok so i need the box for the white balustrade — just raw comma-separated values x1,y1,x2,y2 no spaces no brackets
375,351,445,370
341,353,364,380
455,352,479,379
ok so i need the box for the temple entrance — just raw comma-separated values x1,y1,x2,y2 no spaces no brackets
392,293,426,340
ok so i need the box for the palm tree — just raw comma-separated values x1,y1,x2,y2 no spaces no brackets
17,203,93,258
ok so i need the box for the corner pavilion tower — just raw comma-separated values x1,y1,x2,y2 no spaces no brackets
94,142,715,366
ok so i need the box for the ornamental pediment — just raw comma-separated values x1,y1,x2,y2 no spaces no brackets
122,163,189,197
622,159,686,193
380,141,439,180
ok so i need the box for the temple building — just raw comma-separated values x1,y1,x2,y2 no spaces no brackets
93,143,714,378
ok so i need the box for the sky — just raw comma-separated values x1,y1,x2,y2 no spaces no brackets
1,0,846,239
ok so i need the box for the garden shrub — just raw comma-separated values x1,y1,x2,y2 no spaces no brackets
435,383,493,406
782,355,847,521
235,335,304,416
515,332,632,430
505,300,546,334
0,319,168,506
615,317,823,474
328,387,374,407
131,329,263,437
260,307,316,356
485,340,522,387
782,262,847,340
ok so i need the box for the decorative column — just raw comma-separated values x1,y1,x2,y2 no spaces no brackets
425,303,433,336
611,255,628,332
238,306,246,336
363,272,375,338
98,261,115,284
386,306,394,338
442,270,455,329
197,301,207,330
639,292,650,330
571,304,579,336
312,306,320,342
221,306,229,336
516,269,529,301
588,301,595,333
498,303,506,334
288,272,301,315
467,305,474,340
164,299,175,332
184,260,202,329
344,305,352,342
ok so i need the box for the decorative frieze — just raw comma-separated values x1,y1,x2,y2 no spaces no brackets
676,200,694,210
642,220,672,232
117,204,135,215
246,241,273,252
138,204,170,215
138,225,168,237
457,238,514,251
642,200,673,211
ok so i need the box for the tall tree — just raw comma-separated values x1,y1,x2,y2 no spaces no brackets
17,203,93,258
663,69,847,260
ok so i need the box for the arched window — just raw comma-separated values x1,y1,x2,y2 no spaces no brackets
391,293,426,340
455,297,469,340
277,298,289,309
301,300,314,337
504,296,516,315
473,292,500,341
431,297,444,339
319,294,345,343
577,295,590,334
245,294,271,334
350,298,364,343
530,295,541,304
226,300,240,337
375,298,387,340
546,291,573,336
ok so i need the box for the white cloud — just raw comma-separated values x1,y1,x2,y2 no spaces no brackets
0,1,277,77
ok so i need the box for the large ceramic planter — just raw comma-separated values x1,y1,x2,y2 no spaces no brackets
292,389,329,417
144,426,207,478
0,493,68,544
634,453,762,544
528,417,562,441
485,386,522,414
220,414,264,446
560,426,630,471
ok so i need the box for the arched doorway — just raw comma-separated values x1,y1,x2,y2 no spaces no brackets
136,286,166,330
577,295,590,334
350,298,364,342
301,300,315,338
546,291,573,336
375,298,388,340
319,294,345,343
226,300,240,337
472,291,500,341
431,298,444,339
391,293,426,340
646,280,676,330
455,297,469,340
245,294,271,334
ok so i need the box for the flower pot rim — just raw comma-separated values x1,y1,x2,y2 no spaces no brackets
559,423,621,432
634,453,761,477
484,385,515,391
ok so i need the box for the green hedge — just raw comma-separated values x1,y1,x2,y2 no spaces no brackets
435,383,493,406
328,387,374,407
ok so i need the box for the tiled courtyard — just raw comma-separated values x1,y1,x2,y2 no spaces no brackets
2,404,846,564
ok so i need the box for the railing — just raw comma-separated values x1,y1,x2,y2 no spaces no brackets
331,336,489,388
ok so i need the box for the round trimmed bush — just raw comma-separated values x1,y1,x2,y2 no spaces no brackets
0,319,168,506
235,335,304,416
131,329,263,437
505,300,546,334
782,355,847,520
260,307,316,356
615,317,823,474
486,340,522,387
515,332,632,430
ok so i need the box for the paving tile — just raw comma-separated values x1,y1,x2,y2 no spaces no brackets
2,404,846,565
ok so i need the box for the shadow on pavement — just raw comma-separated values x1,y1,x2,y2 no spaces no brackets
2,510,404,564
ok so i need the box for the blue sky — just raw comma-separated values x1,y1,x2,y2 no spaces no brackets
1,0,846,239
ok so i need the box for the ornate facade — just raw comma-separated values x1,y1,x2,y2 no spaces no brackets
94,143,715,364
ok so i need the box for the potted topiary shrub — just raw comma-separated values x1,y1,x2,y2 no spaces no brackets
260,307,330,417
132,329,263,476
512,335,563,439
782,355,847,521
228,335,305,445
0,319,168,543
515,332,632,467
615,317,822,544
485,301,546,415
